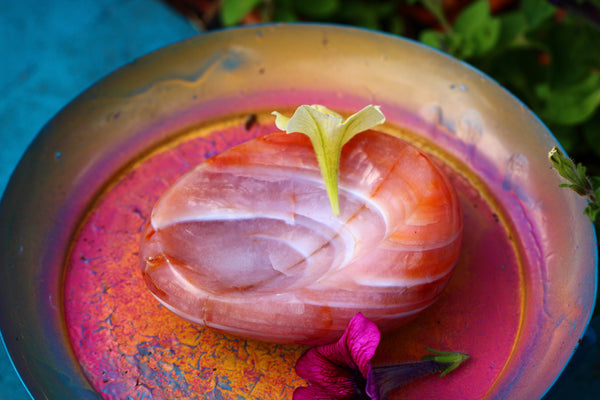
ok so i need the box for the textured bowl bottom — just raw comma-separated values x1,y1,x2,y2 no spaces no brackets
63,115,522,400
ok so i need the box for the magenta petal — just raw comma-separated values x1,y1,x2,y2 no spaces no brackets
294,313,381,400
342,313,381,378
295,345,358,386
296,313,380,383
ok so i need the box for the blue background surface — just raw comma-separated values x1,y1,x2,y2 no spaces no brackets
0,0,598,399
0,0,196,398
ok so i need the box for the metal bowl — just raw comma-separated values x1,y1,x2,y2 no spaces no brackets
0,24,596,399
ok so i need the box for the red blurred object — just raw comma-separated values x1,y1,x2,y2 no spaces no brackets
162,0,221,29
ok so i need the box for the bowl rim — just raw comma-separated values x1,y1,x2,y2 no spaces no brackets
0,22,596,400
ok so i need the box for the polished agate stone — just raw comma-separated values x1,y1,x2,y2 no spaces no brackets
140,130,462,344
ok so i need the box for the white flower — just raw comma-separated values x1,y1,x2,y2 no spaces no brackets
272,105,385,215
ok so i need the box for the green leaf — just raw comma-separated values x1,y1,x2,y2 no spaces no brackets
545,17,600,88
495,9,551,52
270,0,298,22
420,0,453,32
521,0,556,30
272,105,385,215
454,0,489,32
585,199,600,221
333,0,390,31
536,72,600,125
549,146,590,194
453,0,501,59
419,0,444,17
549,146,600,222
419,29,449,52
220,0,263,26
422,348,470,377
294,0,339,19
496,12,528,49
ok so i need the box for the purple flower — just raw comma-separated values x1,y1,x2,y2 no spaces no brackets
293,313,469,400
294,313,379,400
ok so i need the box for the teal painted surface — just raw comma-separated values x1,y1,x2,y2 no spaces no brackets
0,0,197,197
0,0,196,398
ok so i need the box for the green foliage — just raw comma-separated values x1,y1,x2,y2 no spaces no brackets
218,0,600,172
419,0,600,169
422,348,470,377
420,0,501,59
413,0,453,31
549,146,600,221
536,73,600,125
293,0,340,19
220,0,264,26
220,0,404,34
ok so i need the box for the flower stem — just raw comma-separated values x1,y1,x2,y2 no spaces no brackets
366,350,469,400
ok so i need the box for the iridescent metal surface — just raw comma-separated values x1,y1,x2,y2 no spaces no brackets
0,24,596,400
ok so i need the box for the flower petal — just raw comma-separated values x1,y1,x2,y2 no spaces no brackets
342,312,381,379
294,313,381,399
273,112,291,130
295,344,357,386
339,105,386,146
295,347,364,399
272,105,385,215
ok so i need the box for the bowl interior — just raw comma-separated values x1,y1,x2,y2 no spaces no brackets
0,24,596,400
